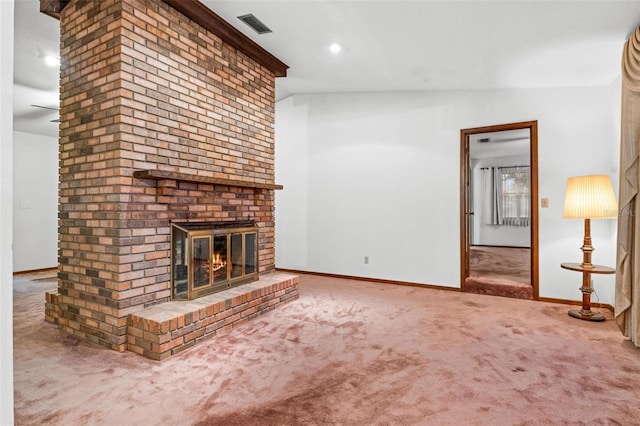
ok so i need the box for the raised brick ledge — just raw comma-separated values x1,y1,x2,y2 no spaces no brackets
127,272,299,360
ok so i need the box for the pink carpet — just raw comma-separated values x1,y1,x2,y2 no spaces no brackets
466,246,533,299
13,271,640,425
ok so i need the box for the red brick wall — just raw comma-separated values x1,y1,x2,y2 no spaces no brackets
52,0,277,351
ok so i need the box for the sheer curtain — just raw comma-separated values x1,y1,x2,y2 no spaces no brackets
481,166,529,227
616,26,640,347
499,166,529,227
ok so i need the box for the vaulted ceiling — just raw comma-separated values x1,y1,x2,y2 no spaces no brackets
13,0,640,138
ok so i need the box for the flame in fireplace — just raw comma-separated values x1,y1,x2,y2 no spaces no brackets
212,252,226,272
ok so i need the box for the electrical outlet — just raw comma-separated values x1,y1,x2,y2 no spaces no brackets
364,256,369,264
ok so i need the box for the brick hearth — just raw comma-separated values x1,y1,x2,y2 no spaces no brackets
128,273,299,360
43,0,295,359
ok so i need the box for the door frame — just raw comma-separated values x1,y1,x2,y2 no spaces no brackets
459,120,539,299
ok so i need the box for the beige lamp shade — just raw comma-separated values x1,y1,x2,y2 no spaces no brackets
562,175,618,219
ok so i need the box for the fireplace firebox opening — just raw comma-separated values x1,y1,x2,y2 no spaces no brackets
171,221,259,300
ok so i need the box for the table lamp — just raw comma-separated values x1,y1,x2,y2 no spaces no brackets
562,175,618,321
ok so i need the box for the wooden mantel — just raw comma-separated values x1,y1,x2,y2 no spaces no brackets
133,170,284,191
39,0,289,77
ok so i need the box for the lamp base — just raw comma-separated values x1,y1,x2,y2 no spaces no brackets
568,309,605,322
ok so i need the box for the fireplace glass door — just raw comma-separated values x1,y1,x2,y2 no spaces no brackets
171,221,258,300
213,235,228,285
193,236,211,289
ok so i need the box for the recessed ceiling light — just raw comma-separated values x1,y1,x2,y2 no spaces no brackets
43,55,60,67
328,42,341,54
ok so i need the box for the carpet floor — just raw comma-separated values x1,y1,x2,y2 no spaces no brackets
465,246,533,300
13,271,640,425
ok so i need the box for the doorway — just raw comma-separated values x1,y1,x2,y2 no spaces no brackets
460,121,539,300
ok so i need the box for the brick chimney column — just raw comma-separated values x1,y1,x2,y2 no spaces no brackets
48,0,278,351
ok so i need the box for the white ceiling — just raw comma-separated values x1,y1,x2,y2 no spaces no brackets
470,128,530,160
12,0,640,138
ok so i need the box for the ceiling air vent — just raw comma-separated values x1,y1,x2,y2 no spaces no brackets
238,14,272,34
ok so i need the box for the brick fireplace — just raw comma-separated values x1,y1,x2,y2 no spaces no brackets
42,0,298,359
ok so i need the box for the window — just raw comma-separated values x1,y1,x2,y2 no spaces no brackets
498,166,529,227
482,165,530,227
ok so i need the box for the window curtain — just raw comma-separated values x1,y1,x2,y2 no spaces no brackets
616,26,640,347
481,166,529,227
482,167,501,225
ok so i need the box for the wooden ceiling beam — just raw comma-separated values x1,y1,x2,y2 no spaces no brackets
39,0,70,20
162,0,288,77
39,0,288,78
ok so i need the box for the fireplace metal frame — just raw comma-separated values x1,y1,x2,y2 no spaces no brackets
170,221,259,300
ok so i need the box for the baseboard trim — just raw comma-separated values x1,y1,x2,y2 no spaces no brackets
471,244,530,250
277,268,615,313
12,267,615,314
538,296,614,313
13,267,57,275
275,268,461,292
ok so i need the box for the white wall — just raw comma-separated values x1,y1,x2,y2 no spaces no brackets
274,96,309,269
275,85,619,305
0,1,14,423
471,154,530,247
12,131,58,272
